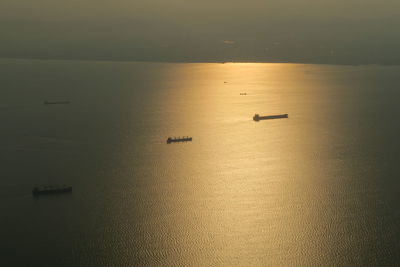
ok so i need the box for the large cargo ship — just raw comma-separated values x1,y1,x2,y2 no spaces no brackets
32,185,72,196
253,114,288,121
167,136,192,144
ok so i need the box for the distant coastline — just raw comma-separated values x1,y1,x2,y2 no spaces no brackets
1,56,398,67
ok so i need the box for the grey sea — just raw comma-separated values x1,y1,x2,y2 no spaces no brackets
1,58,400,266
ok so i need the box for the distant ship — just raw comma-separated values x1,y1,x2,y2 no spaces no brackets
167,136,192,144
44,101,71,105
32,185,72,196
253,114,288,121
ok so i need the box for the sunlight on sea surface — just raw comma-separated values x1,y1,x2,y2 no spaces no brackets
1,59,400,266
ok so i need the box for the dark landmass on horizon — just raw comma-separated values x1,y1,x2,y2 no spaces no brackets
2,57,400,67
1,17,400,65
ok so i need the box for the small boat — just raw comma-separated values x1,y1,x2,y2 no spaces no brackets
167,136,192,144
253,113,288,121
32,185,72,196
44,101,71,105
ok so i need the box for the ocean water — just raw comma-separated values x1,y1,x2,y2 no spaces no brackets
1,59,400,266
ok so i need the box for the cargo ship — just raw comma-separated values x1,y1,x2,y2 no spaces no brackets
167,136,192,144
44,101,71,105
32,185,72,196
253,113,288,121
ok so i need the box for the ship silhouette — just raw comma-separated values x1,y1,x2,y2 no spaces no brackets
253,114,288,121
167,136,192,144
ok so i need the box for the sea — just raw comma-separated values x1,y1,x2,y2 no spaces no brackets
1,58,400,266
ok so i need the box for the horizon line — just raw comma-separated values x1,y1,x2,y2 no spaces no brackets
0,56,396,67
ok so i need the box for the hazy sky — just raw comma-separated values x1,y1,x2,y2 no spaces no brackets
2,0,400,20
1,0,400,63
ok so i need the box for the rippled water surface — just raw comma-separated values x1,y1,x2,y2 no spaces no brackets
1,59,400,266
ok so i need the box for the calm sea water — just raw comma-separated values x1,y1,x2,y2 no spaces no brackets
1,59,400,266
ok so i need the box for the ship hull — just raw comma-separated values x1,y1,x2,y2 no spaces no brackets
253,114,288,121
167,137,192,144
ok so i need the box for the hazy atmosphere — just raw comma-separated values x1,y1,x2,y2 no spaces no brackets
3,0,400,266
2,0,400,64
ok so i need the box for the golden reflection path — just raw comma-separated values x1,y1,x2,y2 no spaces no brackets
128,63,373,266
